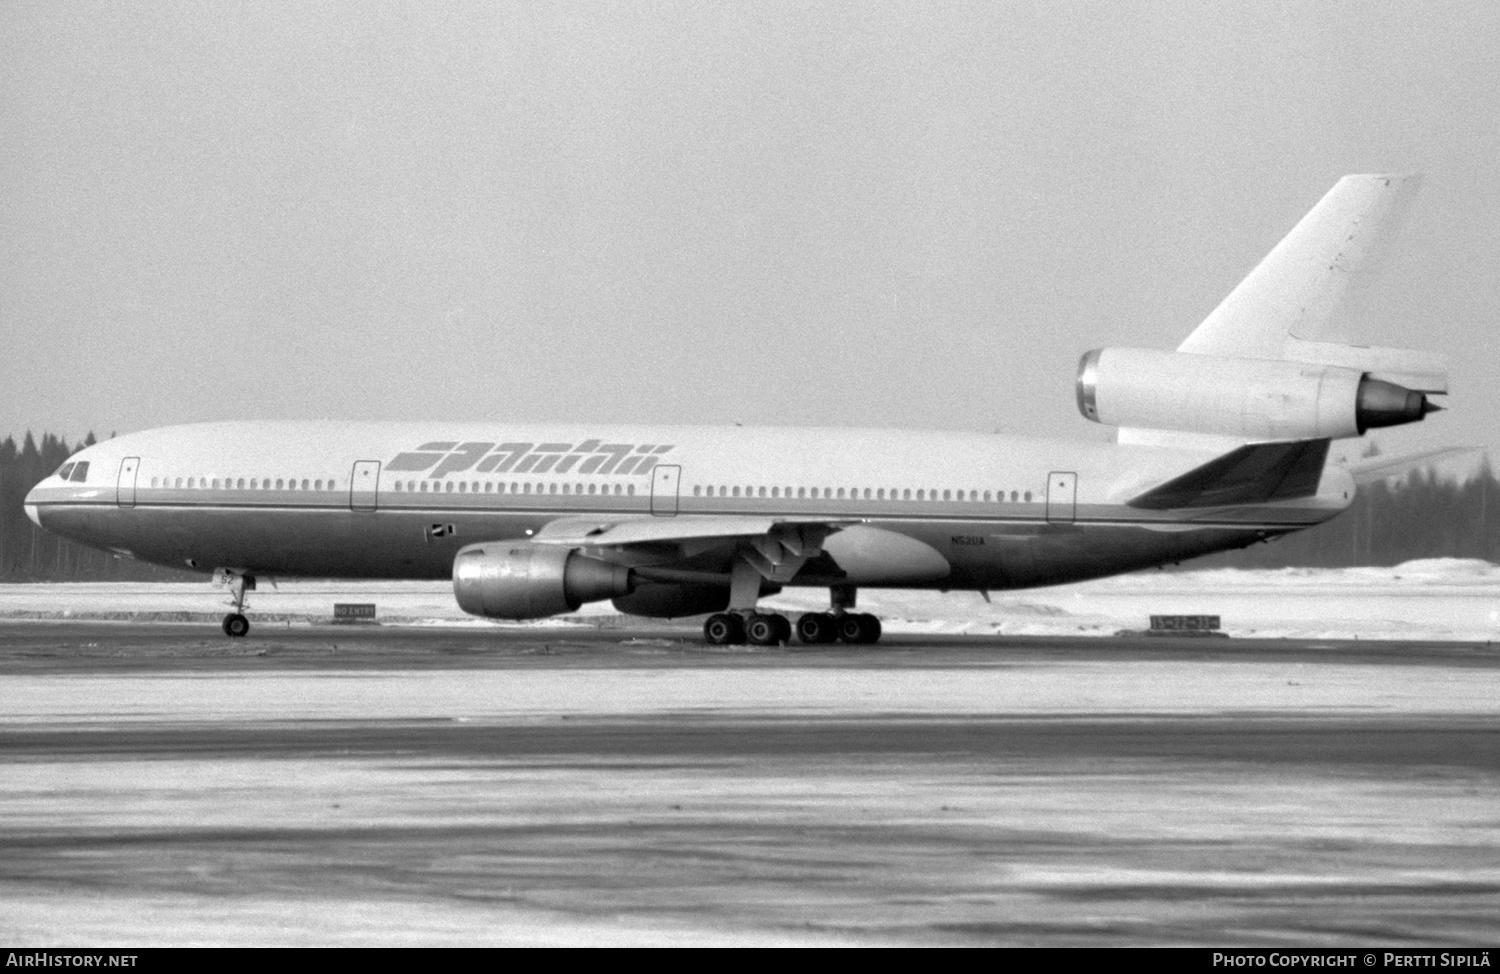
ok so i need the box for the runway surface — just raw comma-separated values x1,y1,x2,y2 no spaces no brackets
2,620,1498,946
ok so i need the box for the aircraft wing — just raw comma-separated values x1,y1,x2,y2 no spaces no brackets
530,514,850,548
529,514,861,586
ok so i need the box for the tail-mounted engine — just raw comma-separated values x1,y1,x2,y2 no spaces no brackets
1077,348,1442,439
453,541,635,619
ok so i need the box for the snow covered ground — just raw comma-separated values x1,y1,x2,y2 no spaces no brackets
2,558,1498,642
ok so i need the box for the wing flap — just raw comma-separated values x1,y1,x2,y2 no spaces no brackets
531,514,844,548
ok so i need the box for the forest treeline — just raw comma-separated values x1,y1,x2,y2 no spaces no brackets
1183,463,1499,570
0,430,1495,580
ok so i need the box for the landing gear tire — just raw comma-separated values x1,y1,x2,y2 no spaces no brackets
796,612,838,645
838,612,881,645
222,613,250,638
745,613,785,646
704,613,746,646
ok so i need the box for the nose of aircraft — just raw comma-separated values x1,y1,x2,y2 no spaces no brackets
24,484,44,527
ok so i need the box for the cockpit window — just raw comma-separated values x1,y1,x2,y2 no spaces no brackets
69,462,89,482
56,463,76,480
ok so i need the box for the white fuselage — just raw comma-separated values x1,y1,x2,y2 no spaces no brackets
25,420,1351,594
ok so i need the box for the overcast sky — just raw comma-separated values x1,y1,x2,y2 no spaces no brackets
3,0,1495,464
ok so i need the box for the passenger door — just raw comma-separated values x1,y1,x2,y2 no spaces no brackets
350,460,381,513
116,457,140,509
1046,471,1077,523
650,464,681,516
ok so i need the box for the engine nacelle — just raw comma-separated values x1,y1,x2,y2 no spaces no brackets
453,541,635,620
612,583,731,619
1076,348,1439,439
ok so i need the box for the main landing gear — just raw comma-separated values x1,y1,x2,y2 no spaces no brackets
703,611,792,646
700,610,882,646
702,585,882,646
216,570,256,638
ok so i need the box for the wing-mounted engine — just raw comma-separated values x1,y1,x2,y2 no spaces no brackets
1076,348,1443,440
453,541,635,620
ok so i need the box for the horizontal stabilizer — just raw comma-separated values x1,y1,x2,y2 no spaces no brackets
1128,439,1331,510
1342,446,1482,485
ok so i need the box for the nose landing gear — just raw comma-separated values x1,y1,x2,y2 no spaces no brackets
215,570,256,638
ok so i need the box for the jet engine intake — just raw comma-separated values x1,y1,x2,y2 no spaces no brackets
453,541,634,619
1076,348,1440,439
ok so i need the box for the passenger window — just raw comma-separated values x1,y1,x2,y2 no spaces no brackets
732,486,740,497
1024,491,1032,502
770,487,778,498
151,476,159,488
758,486,766,498
916,489,924,500
175,477,183,488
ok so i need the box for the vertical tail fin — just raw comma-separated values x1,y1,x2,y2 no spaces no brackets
1116,174,1444,451
1178,173,1422,358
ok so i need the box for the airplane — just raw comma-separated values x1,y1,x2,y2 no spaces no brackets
24,174,1449,644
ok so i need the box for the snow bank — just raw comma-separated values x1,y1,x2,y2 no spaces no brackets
1,559,1497,641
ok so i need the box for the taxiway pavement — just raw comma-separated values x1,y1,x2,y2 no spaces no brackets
2,621,1497,946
